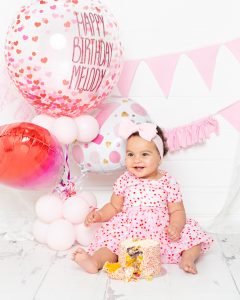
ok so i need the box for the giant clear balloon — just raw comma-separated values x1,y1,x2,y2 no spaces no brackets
5,0,123,117
0,122,64,189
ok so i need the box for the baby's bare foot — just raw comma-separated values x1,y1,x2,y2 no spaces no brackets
179,256,198,274
72,248,98,274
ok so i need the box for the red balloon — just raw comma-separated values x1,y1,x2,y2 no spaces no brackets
0,122,64,189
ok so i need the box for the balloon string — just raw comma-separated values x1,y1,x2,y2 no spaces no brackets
53,144,76,200
63,144,76,198
53,144,90,200
65,144,71,181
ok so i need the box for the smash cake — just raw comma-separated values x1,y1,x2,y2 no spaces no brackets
103,238,161,281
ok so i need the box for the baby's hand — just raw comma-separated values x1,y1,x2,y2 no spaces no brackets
84,209,102,226
167,224,181,241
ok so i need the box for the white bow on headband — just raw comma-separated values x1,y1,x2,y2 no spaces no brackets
118,120,164,158
118,119,157,141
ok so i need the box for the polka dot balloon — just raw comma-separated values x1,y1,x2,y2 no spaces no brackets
5,0,123,117
71,98,152,173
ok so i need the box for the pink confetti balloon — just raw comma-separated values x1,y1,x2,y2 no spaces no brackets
5,0,123,117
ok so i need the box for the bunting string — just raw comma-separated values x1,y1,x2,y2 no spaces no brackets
117,38,240,97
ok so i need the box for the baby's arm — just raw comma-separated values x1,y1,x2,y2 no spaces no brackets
167,202,186,241
84,193,124,226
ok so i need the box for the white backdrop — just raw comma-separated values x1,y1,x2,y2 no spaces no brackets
0,0,240,238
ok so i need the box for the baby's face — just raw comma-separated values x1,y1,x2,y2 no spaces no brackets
125,135,161,179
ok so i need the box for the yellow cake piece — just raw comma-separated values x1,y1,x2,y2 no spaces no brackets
103,239,161,281
103,261,121,273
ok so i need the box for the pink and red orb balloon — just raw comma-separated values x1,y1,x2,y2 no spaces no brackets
0,122,64,189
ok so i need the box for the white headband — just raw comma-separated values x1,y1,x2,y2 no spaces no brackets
118,120,164,158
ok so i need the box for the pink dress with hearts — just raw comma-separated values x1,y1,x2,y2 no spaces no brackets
87,171,213,263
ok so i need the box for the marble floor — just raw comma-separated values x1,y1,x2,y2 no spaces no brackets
0,233,240,300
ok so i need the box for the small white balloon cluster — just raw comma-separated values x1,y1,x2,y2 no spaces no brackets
31,114,99,145
32,191,99,251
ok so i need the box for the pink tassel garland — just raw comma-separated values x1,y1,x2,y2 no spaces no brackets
164,116,219,152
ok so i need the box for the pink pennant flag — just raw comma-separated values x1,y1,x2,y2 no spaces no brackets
117,60,141,96
218,100,240,131
145,54,180,97
225,39,240,62
187,45,219,89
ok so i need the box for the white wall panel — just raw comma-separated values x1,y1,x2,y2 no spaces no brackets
0,0,240,227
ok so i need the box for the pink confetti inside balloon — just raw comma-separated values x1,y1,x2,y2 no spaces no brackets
5,0,123,117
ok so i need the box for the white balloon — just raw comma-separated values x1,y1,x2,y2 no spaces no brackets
35,194,63,223
75,223,99,247
47,219,75,251
32,219,49,244
32,114,55,132
63,194,90,224
79,191,97,209
74,115,99,142
52,116,78,144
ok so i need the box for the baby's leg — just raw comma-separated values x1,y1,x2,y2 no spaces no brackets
72,247,117,274
179,244,201,274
